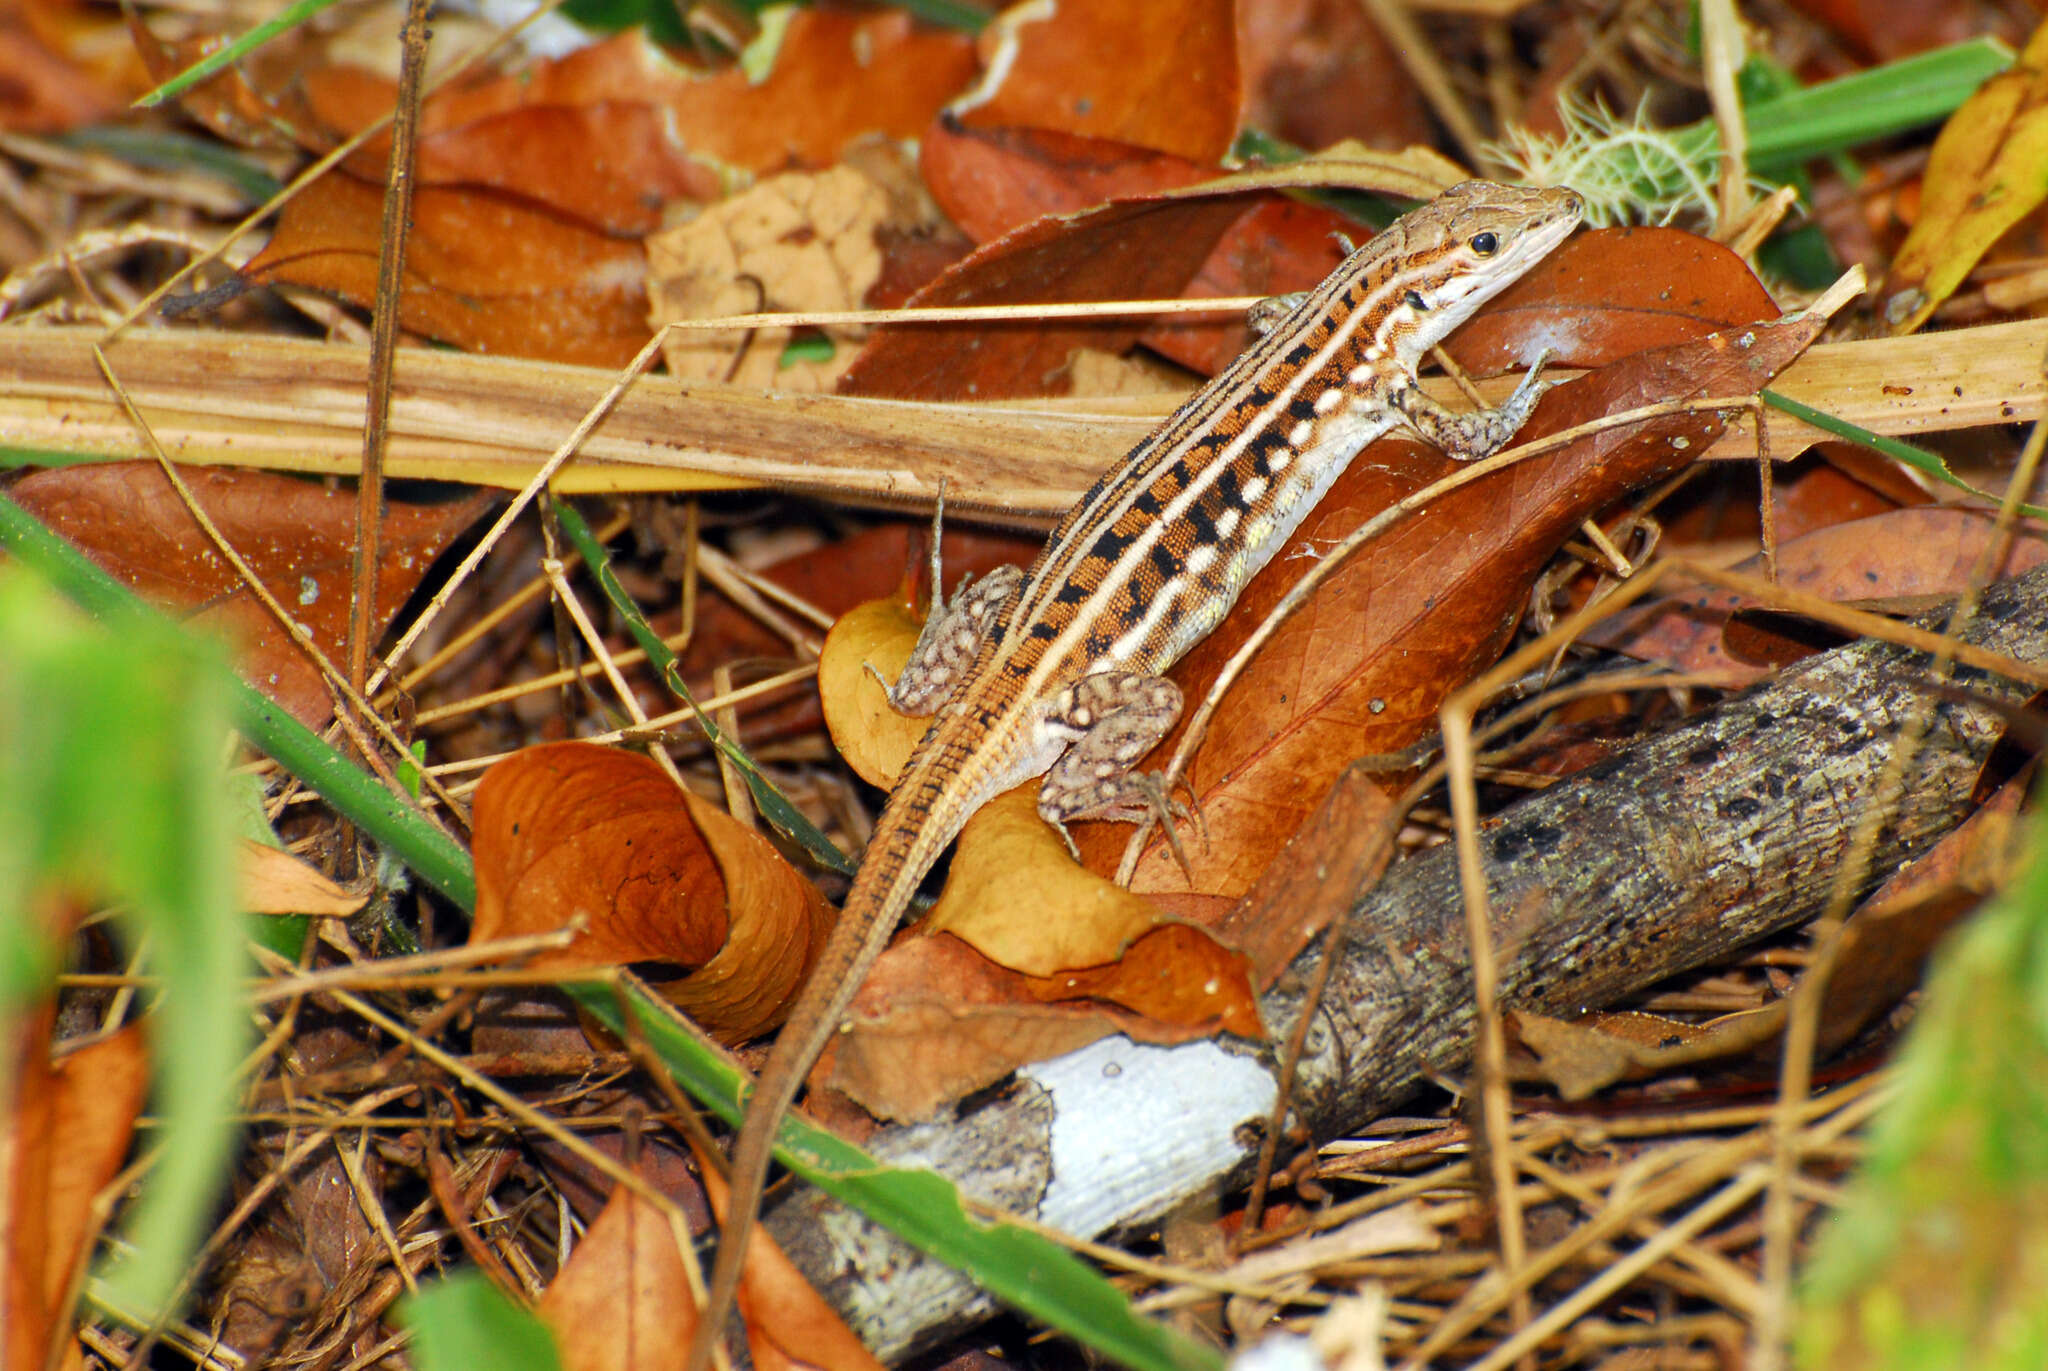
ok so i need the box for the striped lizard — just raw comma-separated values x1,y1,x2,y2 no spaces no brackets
687,178,1584,1366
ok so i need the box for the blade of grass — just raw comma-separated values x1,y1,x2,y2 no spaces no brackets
133,0,346,109
0,493,476,908
1761,389,2048,519
549,499,852,875
571,975,1222,1371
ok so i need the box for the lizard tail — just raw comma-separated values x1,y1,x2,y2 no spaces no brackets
685,731,988,1370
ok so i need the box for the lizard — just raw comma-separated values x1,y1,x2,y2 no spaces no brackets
686,178,1585,1368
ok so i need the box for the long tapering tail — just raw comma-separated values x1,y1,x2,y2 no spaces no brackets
684,728,991,1370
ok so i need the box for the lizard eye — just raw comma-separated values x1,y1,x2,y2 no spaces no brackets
1470,231,1499,255
1405,290,1427,311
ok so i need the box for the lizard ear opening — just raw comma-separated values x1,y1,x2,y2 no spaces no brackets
1405,290,1428,311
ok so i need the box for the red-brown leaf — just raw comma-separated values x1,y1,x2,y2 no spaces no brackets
951,0,1240,165
10,463,487,726
470,742,833,1044
241,171,650,368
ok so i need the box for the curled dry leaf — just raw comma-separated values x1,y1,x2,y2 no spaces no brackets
470,742,833,1045
9,462,487,727
3,1011,148,1370
817,594,930,790
241,172,650,369
647,166,889,390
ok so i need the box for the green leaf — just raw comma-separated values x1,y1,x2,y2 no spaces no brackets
402,1273,565,1371
0,566,244,1317
569,978,1224,1371
1797,799,2048,1369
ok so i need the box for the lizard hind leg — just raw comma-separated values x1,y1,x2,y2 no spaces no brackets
875,562,1024,714
1036,672,1199,874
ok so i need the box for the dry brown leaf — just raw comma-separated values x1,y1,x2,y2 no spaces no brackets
3,1011,148,1370
9,463,488,727
470,742,833,1044
954,0,1241,164
648,166,890,390
241,171,651,369
301,15,977,182
237,838,364,917
923,788,1164,973
535,1171,693,1371
826,933,1229,1122
1588,507,2048,684
691,1142,885,1371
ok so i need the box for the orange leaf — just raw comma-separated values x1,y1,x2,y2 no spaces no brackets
301,14,977,188
9,463,487,726
4,1008,147,1369
471,742,833,1044
954,0,1240,165
690,1144,885,1371
535,1172,693,1371
241,171,650,368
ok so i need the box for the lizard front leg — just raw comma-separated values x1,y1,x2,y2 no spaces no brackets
1390,349,1553,461
882,563,1023,714
1036,672,1193,865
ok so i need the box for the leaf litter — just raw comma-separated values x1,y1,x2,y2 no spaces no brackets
10,1,2048,1369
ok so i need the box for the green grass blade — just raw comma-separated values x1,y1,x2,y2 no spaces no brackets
1745,38,2015,172
1760,390,2048,519
570,977,1223,1371
549,499,852,875
0,493,476,908
134,0,343,108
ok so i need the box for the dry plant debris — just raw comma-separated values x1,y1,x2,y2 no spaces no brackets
6,1,2048,1370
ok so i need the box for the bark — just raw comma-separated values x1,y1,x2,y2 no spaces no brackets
766,564,2048,1362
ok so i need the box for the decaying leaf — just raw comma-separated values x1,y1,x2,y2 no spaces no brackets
952,0,1240,165
470,742,833,1044
9,463,487,727
1589,506,2048,685
648,166,892,390
1883,19,2048,334
535,1171,694,1371
238,838,365,917
241,172,651,368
